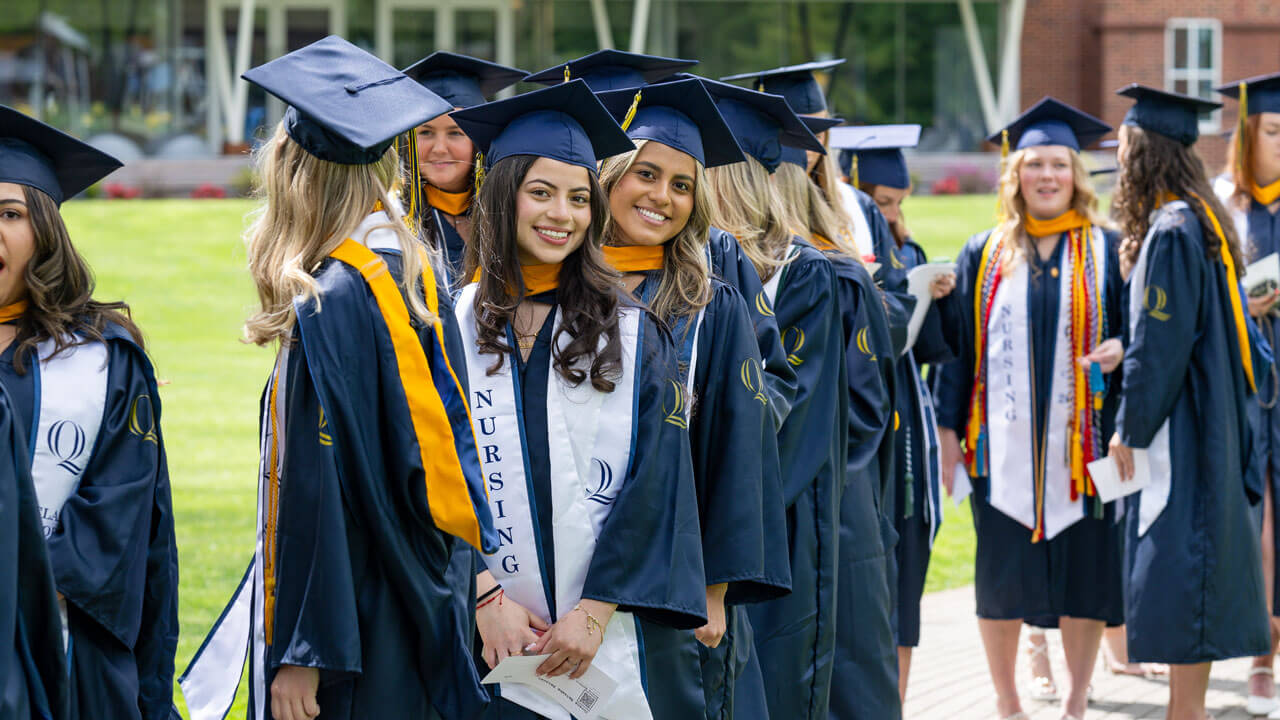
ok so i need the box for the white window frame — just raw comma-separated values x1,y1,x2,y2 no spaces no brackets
1164,17,1223,133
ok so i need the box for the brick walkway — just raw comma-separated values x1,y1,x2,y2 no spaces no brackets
904,586,1260,719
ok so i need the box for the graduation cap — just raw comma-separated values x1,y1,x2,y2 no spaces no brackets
779,115,840,168
829,124,921,189
1217,71,1280,116
686,75,824,173
1117,83,1220,146
242,35,454,165
524,50,698,92
595,79,745,168
451,80,634,172
0,105,122,205
986,96,1111,152
401,52,527,109
720,59,846,115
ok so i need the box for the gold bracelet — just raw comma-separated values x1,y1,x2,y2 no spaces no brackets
574,604,603,637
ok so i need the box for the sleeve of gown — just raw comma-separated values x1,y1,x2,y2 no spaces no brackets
268,355,363,681
841,274,892,473
1118,221,1204,448
47,341,178,717
934,234,985,432
691,286,791,605
582,320,708,630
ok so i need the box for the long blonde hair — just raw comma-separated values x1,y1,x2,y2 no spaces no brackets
809,151,858,236
705,157,793,281
598,140,714,323
994,146,1110,268
774,162,864,262
244,123,431,346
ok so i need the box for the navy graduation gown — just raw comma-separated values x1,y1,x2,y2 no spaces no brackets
706,227,799,426
482,296,707,720
0,381,67,720
266,249,492,720
820,249,902,720
1119,203,1270,663
0,328,179,720
744,243,846,720
891,239,955,648
935,230,1125,623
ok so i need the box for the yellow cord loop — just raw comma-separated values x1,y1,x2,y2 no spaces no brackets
620,90,643,132
474,151,486,193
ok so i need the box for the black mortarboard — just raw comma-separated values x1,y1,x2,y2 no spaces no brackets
986,96,1111,152
1117,84,1220,146
451,80,634,172
241,35,453,164
0,105,122,205
720,59,846,115
779,115,840,168
401,52,527,109
829,124,921,188
524,50,698,92
595,79,745,168
1216,71,1280,116
687,75,824,173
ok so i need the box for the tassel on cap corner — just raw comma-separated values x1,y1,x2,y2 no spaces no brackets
564,66,571,84
620,89,643,132
474,151,486,193
996,128,1010,222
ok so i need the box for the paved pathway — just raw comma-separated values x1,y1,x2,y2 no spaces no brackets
904,586,1261,719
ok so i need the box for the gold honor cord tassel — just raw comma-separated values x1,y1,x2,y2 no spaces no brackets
474,151,486,193
620,90,643,132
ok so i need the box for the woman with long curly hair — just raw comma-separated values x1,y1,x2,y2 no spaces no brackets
594,78,791,720
935,98,1125,720
699,76,848,720
181,37,498,720
0,106,178,720
1110,84,1270,720
400,52,526,285
1214,72,1280,715
451,80,707,720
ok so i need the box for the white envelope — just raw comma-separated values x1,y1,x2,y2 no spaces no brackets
1087,452,1151,503
950,463,972,507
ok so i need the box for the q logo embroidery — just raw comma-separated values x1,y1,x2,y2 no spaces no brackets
128,394,159,445
585,458,616,505
754,291,776,318
1144,285,1171,321
783,327,806,366
48,420,88,474
662,379,690,428
740,358,768,405
856,327,877,361
318,406,333,446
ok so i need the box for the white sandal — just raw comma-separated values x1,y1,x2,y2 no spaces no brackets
999,714,1029,720
1249,666,1278,716
1025,634,1059,701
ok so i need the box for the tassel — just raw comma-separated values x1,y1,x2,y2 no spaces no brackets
1238,81,1249,186
851,153,859,188
405,130,422,228
564,66,571,83
996,128,1009,222
620,89,643,131
474,151,486,193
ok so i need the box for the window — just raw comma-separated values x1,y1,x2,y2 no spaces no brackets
1165,18,1222,132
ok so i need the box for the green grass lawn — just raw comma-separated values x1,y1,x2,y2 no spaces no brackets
63,193,995,715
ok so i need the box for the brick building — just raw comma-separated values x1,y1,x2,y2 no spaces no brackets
1020,0,1280,168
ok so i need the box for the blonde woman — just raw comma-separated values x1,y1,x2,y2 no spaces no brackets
180,37,497,720
935,98,1124,720
699,76,846,720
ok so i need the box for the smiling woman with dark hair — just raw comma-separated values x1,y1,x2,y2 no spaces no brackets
0,104,178,720
453,81,708,720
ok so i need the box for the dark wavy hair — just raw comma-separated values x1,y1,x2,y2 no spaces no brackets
9,186,143,374
463,154,624,391
1114,125,1242,269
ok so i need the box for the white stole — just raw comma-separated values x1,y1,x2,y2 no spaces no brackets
836,181,874,257
984,228,1107,540
455,283,651,720
1128,205,1178,537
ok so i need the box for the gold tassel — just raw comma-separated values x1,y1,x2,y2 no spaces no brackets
851,153,859,188
1238,81,1249,185
564,66,571,83
620,89,643,131
405,130,421,228
996,128,1010,222
474,151,486,193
